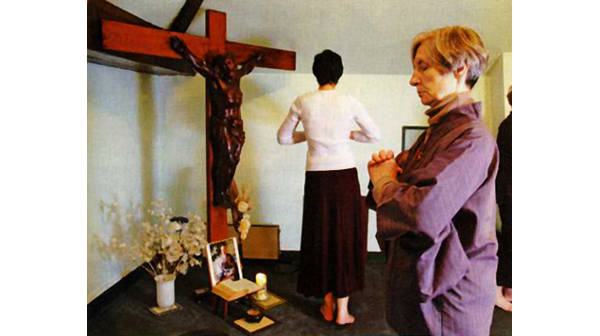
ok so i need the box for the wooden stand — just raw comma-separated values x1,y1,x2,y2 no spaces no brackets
197,280,263,318
213,281,262,318
253,291,286,311
147,303,182,316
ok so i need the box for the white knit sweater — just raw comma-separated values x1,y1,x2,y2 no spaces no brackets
277,90,380,171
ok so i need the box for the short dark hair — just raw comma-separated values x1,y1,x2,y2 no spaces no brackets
312,50,343,86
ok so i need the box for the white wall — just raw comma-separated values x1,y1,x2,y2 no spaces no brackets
152,75,208,217
482,52,512,231
88,63,160,302
88,66,491,302
485,52,512,137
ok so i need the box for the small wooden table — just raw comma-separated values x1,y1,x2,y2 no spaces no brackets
196,283,262,318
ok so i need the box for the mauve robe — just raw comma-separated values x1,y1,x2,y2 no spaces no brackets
367,102,499,336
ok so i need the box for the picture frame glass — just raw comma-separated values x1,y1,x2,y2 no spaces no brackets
402,126,428,151
206,237,243,286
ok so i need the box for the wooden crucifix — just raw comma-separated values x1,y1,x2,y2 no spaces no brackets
100,9,296,242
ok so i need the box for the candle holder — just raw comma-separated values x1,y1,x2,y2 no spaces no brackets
253,273,269,302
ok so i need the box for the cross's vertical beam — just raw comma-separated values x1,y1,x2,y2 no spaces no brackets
206,10,226,53
205,10,228,242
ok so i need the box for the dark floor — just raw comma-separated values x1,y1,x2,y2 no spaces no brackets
88,257,512,336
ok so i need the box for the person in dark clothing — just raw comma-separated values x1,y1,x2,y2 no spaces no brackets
495,85,512,312
277,50,380,326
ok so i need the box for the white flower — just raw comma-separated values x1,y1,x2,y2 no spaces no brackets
240,218,251,231
189,245,201,256
237,201,249,212
161,235,173,249
166,251,180,263
103,200,207,280
167,222,182,232
177,262,189,275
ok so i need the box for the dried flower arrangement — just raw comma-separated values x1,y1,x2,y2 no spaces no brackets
109,200,208,281
230,180,253,240
234,189,252,240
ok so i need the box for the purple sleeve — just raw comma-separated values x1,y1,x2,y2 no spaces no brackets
372,129,494,242
374,128,496,298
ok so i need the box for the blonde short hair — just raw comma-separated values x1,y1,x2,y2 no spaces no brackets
411,26,489,88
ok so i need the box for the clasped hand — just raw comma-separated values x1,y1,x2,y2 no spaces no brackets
368,150,402,183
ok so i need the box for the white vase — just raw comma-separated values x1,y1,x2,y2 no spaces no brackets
155,275,176,307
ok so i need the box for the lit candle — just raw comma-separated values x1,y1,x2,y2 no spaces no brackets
256,273,267,287
255,273,268,301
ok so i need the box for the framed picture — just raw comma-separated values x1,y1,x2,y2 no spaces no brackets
206,237,243,287
402,126,428,151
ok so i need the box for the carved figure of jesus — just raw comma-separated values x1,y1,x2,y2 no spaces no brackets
170,36,262,207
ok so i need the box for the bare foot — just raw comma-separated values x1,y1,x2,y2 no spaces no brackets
495,286,512,312
320,293,335,322
335,296,355,325
320,304,334,322
336,313,355,325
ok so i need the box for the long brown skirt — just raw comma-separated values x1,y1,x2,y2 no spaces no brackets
297,168,368,298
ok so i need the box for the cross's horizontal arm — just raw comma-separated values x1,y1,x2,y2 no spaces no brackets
103,20,212,60
226,41,295,71
101,19,296,71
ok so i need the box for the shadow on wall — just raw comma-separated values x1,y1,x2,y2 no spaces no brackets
237,76,283,223
138,74,156,209
160,75,208,218
168,166,193,213
239,78,263,221
91,199,145,277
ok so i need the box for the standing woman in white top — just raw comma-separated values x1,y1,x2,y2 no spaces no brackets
277,50,380,326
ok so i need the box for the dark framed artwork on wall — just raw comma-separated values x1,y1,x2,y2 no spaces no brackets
402,126,428,151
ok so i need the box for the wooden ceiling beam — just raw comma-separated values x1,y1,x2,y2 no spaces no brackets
87,0,195,76
168,0,204,33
